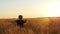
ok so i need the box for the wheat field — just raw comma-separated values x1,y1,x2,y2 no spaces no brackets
0,17,60,34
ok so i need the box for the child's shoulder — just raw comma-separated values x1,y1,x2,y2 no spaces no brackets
16,20,24,21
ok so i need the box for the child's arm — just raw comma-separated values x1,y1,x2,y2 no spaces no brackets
23,19,27,23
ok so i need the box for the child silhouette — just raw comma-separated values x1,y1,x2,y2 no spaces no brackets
16,15,26,27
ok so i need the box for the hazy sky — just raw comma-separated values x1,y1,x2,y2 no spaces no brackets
0,0,60,18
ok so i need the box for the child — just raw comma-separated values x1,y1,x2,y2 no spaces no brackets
16,15,26,27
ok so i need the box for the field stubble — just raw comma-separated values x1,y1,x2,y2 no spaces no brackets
0,17,60,34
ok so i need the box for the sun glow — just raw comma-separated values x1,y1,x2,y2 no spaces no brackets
46,2,60,17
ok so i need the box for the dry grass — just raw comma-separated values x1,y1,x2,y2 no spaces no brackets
0,17,60,34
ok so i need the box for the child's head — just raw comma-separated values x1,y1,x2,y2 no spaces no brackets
18,15,23,20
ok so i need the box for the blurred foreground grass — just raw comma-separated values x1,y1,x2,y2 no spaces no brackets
0,17,60,34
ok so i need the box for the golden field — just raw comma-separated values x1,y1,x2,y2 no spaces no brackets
0,17,60,34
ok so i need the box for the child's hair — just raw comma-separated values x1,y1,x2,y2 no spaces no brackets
19,15,23,18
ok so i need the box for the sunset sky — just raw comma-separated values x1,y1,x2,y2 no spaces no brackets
0,0,60,18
